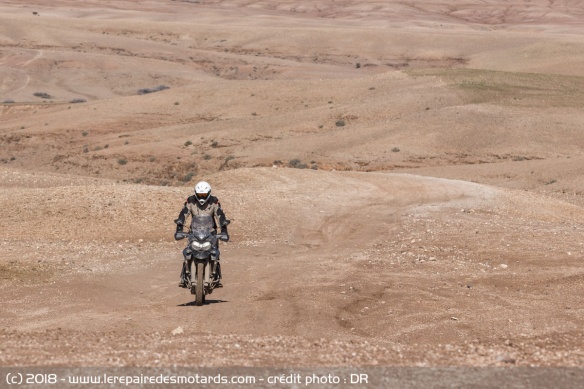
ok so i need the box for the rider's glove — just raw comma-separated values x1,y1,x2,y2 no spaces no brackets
175,223,184,240
221,226,229,242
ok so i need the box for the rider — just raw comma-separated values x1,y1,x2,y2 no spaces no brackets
174,181,230,288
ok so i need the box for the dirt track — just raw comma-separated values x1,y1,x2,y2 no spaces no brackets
2,0,584,380
2,167,584,368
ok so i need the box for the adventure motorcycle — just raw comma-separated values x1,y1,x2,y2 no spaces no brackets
175,215,229,306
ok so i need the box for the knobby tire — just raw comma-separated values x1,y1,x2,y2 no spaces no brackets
195,261,205,306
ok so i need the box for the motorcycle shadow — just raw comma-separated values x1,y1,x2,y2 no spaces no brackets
178,299,228,307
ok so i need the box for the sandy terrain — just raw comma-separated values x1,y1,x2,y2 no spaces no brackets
2,0,584,380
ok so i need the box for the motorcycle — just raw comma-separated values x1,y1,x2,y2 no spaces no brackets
175,215,229,306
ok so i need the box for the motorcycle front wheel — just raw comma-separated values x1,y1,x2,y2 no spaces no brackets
195,261,205,306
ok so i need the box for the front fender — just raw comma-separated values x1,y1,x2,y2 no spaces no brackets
193,251,212,260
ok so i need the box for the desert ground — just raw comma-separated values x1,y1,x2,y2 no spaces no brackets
2,0,584,382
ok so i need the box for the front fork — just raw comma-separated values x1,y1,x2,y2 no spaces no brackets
185,259,218,288
183,246,220,281
203,261,212,285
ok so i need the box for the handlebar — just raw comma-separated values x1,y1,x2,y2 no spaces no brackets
176,231,228,241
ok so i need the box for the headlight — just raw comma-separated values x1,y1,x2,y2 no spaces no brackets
191,241,212,251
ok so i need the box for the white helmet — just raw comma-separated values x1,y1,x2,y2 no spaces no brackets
194,181,212,205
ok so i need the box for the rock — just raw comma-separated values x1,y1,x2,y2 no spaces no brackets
500,264,508,269
496,355,516,364
171,327,184,335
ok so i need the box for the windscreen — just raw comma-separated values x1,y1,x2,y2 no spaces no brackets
190,215,214,233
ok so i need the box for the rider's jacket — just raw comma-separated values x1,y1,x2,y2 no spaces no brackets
177,195,227,231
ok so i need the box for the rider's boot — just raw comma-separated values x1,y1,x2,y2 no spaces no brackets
178,261,189,288
215,260,223,288
211,245,223,288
